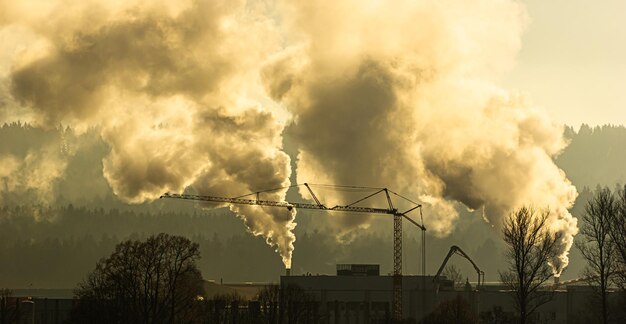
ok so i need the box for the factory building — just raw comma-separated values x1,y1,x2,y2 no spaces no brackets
280,264,624,323
282,264,444,321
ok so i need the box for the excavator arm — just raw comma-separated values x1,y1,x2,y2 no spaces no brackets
433,245,484,289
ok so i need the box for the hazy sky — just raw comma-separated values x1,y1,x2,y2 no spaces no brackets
505,0,626,127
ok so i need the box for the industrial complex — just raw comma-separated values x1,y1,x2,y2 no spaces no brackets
6,263,623,324
279,264,617,323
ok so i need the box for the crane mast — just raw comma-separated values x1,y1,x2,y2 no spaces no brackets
160,184,424,322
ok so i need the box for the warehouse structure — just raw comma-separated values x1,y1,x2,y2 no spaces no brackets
280,264,624,323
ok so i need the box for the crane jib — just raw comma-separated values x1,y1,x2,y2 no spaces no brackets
160,193,396,215
160,188,424,322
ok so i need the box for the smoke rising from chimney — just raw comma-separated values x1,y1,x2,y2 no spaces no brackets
0,0,578,273
263,0,577,274
0,0,297,267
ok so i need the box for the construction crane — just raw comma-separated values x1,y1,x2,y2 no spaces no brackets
433,245,485,290
160,183,425,322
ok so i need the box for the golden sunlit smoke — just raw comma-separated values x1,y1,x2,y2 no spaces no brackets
264,0,577,275
0,0,296,268
0,0,578,274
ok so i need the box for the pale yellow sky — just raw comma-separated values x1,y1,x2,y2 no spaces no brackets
505,0,626,127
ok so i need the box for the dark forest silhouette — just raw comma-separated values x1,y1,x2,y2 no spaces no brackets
1,122,626,287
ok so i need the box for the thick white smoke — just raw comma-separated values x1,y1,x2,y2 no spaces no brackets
0,0,296,267
263,0,578,274
1,0,578,273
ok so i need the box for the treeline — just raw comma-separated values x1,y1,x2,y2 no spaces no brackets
0,234,332,324
2,122,626,207
2,122,626,287
0,189,599,287
0,204,394,286
558,124,626,188
0,204,238,242
0,122,111,207
0,203,507,287
0,204,277,287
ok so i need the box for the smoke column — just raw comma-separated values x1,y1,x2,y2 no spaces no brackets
0,0,296,267
263,0,577,274
0,0,578,273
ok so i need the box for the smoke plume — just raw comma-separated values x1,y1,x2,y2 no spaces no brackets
1,0,578,273
0,0,296,267
0,146,66,205
263,0,577,274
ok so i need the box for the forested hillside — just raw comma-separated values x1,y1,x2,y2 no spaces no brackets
558,124,626,189
1,122,625,287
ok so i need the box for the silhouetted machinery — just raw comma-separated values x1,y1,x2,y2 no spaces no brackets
433,245,485,291
161,183,425,322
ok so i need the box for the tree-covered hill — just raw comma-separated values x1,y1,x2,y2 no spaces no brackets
1,122,625,287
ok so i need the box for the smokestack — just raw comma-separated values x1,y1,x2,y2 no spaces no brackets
286,268,291,276
554,277,560,285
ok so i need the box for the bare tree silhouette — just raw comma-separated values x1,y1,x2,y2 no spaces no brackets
576,186,617,324
500,207,560,324
71,233,204,324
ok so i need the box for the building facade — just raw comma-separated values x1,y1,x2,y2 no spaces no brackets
280,264,624,323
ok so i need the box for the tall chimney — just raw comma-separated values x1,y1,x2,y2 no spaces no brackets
554,276,560,285
286,268,291,276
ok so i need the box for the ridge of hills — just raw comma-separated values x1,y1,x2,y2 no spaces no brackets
1,122,625,286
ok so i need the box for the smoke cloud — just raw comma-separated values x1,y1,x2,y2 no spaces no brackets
0,148,66,205
1,0,578,273
263,0,577,274
0,0,296,267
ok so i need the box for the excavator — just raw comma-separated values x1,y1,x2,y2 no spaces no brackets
433,245,485,291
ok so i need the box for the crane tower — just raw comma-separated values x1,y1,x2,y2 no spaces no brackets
161,183,425,322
